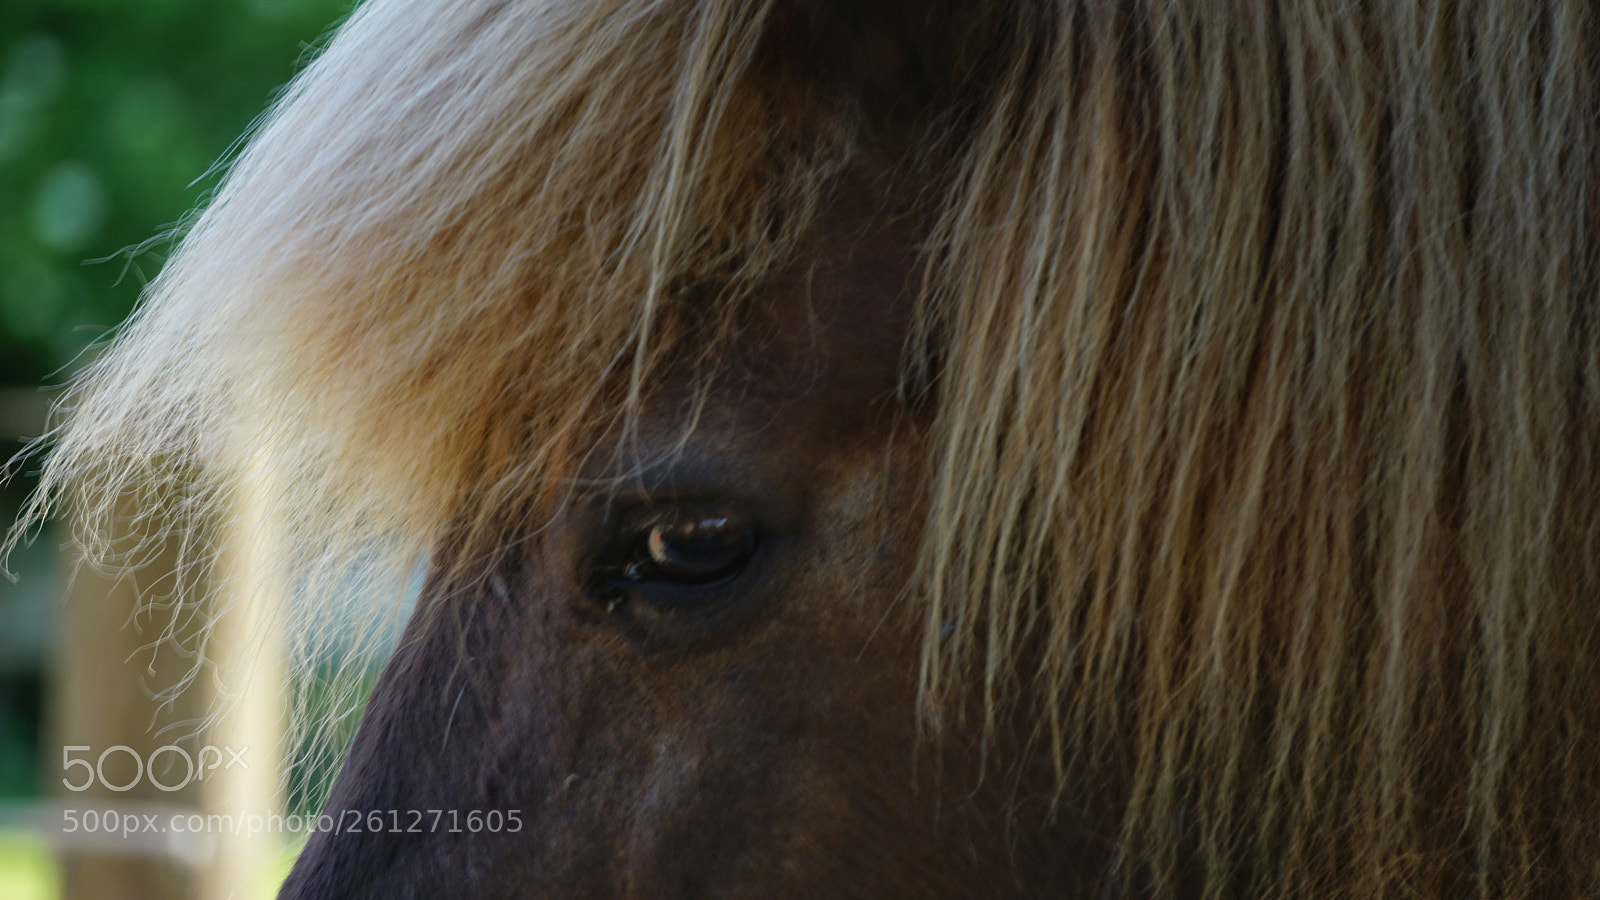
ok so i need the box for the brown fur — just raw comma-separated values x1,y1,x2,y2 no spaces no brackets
10,0,1599,896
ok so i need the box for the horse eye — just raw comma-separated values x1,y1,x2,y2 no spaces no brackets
622,509,756,586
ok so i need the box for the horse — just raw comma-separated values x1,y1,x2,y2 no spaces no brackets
14,0,1600,896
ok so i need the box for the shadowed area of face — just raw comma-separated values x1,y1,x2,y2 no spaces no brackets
276,181,1081,899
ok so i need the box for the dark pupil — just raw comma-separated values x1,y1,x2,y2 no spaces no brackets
639,514,753,583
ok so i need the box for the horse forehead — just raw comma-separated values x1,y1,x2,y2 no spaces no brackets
727,190,921,419
606,186,924,482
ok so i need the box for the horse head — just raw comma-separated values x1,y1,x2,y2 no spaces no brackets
18,1,1600,897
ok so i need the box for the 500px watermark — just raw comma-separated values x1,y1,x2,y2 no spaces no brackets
61,745,248,792
61,808,526,838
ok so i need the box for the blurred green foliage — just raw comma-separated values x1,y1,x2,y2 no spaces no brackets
0,0,352,798
0,0,352,386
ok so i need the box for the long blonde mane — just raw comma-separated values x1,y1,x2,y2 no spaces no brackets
12,1,1598,897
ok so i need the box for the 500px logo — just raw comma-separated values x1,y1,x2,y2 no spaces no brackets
61,745,248,793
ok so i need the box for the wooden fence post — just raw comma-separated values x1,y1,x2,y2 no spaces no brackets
51,470,286,900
